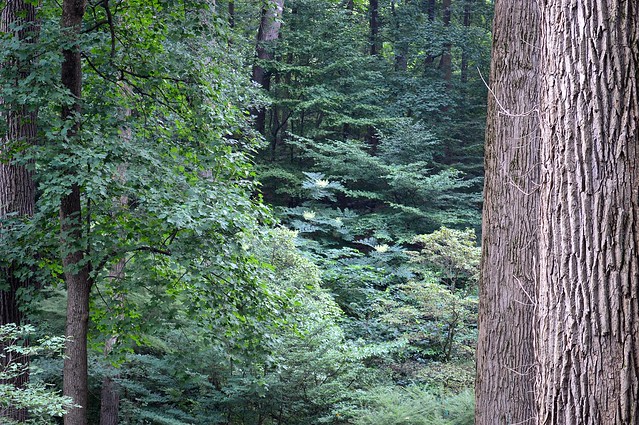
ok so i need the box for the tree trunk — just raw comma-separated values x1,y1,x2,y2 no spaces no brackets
536,1,639,423
460,0,472,84
369,0,381,56
0,1,39,421
252,0,284,135
438,0,452,82
475,1,540,424
99,91,131,425
421,0,436,20
228,0,235,28
423,0,436,67
391,0,408,72
60,1,90,424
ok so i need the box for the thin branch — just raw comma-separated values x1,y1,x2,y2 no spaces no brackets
82,19,108,33
513,275,536,306
102,0,116,59
131,246,172,256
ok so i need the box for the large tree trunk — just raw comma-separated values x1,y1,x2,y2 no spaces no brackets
60,1,90,424
0,1,39,421
536,1,639,423
252,0,284,135
475,1,540,424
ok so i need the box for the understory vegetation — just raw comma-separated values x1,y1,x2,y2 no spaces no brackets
0,0,491,423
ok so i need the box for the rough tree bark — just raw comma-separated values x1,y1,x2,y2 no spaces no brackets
475,1,540,424
536,1,639,423
252,0,284,134
60,1,91,424
0,0,38,421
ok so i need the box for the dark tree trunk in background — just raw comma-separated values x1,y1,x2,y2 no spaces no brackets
475,1,540,424
422,0,436,67
345,0,354,12
369,0,381,55
0,1,39,421
252,0,284,135
228,0,235,28
99,106,131,425
60,1,91,424
536,1,639,423
460,0,472,83
421,0,436,20
391,0,407,71
438,0,452,82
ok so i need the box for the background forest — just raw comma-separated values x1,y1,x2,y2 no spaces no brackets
0,0,492,423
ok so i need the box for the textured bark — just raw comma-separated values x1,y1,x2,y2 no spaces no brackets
252,0,284,134
0,1,39,421
475,1,540,424
60,1,90,424
536,1,639,424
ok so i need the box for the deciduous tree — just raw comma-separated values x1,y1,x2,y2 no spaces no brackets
536,1,639,423
0,0,39,421
475,1,540,424
253,0,285,134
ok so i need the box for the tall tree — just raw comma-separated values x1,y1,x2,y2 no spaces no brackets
253,0,285,134
460,0,472,83
59,0,90,423
475,1,540,424
369,0,381,55
0,0,39,421
438,0,452,82
536,1,639,423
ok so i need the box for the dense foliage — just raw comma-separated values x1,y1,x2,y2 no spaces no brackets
0,0,491,423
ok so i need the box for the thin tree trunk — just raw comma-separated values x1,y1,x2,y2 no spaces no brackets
369,0,380,56
423,0,436,67
536,1,639,423
475,1,540,424
391,0,408,71
228,0,235,28
60,1,90,424
460,0,472,84
99,290,123,425
438,0,452,82
99,82,134,424
252,0,284,134
0,1,39,421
